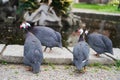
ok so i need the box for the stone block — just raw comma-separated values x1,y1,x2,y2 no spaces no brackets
2,45,24,63
1,45,73,64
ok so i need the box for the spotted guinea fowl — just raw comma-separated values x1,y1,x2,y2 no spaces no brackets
87,32,113,57
32,26,62,51
73,28,90,72
23,22,62,52
20,22,43,73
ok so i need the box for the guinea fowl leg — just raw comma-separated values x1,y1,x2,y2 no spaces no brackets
78,67,86,73
83,66,86,73
44,47,52,53
49,48,52,52
44,47,47,52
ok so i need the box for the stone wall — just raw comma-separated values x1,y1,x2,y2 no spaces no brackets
0,8,120,48
0,21,24,45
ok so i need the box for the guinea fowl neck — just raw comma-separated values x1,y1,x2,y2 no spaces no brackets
78,34,84,42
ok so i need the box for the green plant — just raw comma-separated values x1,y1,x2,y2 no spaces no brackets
116,66,120,70
1,60,8,65
115,60,120,67
69,72,73,75
108,0,119,5
17,0,40,14
91,69,99,73
48,63,56,69
17,0,73,16
99,66,111,70
64,65,70,70
44,68,49,71
89,62,112,70
89,62,102,67
73,3,120,13
14,71,19,74
113,62,120,71
51,0,73,16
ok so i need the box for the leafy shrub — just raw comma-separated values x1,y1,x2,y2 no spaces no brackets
108,0,119,5
17,0,73,16
115,60,120,67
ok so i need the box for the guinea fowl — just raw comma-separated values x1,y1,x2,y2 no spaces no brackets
31,26,62,51
20,23,43,73
73,28,90,72
23,22,62,52
87,32,113,57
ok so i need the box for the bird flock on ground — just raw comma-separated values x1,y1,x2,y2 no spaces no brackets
20,22,113,74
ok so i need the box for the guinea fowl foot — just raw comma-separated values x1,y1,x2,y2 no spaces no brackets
47,48,53,52
78,70,86,73
44,47,53,53
75,68,86,73
26,66,32,71
94,54,100,57
83,66,86,73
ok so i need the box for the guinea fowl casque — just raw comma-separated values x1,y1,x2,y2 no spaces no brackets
23,22,62,52
20,22,43,73
73,28,90,72
87,32,113,57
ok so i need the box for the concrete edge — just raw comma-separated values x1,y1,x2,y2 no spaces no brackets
0,45,119,65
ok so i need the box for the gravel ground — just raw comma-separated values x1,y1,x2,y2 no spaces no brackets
0,64,120,80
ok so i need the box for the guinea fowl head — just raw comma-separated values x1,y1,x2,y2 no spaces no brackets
20,22,31,30
78,28,88,42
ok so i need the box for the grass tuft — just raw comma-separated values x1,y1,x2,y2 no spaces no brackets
89,62,111,70
1,60,8,65
89,62,102,67
48,63,56,70
115,60,120,67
